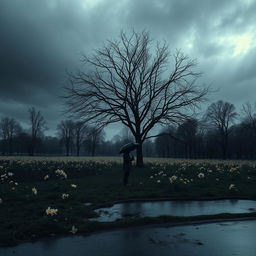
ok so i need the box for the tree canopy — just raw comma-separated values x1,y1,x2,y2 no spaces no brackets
65,30,208,166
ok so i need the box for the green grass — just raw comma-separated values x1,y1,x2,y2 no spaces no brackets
0,158,256,246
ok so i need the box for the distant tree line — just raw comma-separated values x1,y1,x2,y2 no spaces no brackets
1,100,256,160
155,101,256,160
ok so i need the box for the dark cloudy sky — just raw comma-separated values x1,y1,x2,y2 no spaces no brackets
1,0,256,138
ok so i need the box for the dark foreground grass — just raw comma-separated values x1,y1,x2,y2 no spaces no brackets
0,158,256,246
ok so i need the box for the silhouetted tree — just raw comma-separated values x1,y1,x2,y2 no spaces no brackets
65,30,208,167
155,125,179,158
85,126,104,156
177,118,198,158
242,102,256,137
28,107,46,156
0,117,21,155
14,131,30,155
57,120,74,156
74,121,87,156
205,100,237,159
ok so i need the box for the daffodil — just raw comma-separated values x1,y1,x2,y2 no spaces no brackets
229,184,236,190
46,207,58,216
169,175,178,183
44,175,49,180
198,172,205,178
32,187,37,195
55,169,67,179
61,193,69,199
70,226,78,234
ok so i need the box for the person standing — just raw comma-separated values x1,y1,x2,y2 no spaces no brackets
122,152,134,186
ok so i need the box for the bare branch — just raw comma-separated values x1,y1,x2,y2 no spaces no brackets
63,30,208,166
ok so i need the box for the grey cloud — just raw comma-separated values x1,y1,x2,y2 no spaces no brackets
0,0,256,137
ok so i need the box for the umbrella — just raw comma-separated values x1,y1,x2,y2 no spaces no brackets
119,142,139,154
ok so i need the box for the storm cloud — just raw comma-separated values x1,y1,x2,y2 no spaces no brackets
0,0,256,136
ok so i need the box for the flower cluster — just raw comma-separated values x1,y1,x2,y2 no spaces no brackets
169,175,178,183
44,175,50,180
229,167,238,173
46,207,58,216
70,226,78,234
61,193,69,199
197,172,205,178
1,173,8,181
229,184,236,190
32,187,37,195
55,169,67,179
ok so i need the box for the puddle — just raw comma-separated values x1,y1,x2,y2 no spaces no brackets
1,220,256,256
90,200,256,222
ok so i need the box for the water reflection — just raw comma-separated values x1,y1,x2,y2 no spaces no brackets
91,200,256,222
1,221,256,256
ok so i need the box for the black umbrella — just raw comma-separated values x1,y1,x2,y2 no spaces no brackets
119,142,139,154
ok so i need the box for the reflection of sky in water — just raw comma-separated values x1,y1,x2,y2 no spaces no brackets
91,200,256,222
1,221,256,256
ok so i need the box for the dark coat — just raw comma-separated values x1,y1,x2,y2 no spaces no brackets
123,152,134,171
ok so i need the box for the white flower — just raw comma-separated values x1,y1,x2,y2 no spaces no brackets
55,169,67,179
157,180,161,183
32,187,37,195
198,172,205,178
44,175,49,180
46,207,58,216
0,198,2,204
71,184,77,188
229,184,236,190
8,172,14,176
70,225,78,234
61,193,69,199
229,167,238,173
169,175,178,183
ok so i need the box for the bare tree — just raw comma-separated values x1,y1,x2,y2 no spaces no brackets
85,126,104,157
57,120,74,156
242,102,256,135
74,121,87,156
177,118,198,158
28,107,46,156
85,126,104,156
155,125,178,158
65,30,208,167
205,100,237,159
0,117,21,155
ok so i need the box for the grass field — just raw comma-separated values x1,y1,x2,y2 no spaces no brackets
0,156,256,246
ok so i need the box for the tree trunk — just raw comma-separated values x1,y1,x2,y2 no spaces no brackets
66,142,69,156
76,144,80,156
30,140,35,156
136,142,144,167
